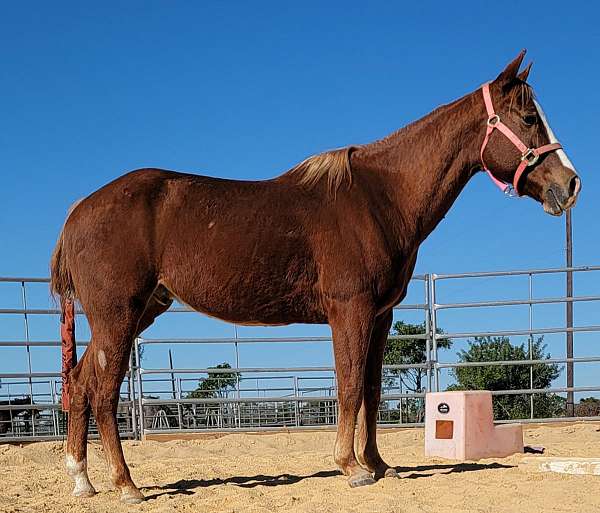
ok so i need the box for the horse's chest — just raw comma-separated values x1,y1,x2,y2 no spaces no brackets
376,282,408,314
373,254,417,313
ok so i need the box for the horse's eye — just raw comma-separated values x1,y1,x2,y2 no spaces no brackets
522,114,537,126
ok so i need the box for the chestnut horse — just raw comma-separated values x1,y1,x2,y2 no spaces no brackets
51,51,580,503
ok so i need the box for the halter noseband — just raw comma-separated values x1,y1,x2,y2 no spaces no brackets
480,83,562,197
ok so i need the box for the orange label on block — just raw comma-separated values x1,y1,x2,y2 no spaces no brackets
436,420,454,439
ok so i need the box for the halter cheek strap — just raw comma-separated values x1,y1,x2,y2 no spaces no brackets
480,83,562,196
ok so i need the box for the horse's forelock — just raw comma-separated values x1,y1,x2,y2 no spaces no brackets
507,81,534,113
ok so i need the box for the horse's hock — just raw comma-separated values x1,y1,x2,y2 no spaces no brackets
425,391,524,461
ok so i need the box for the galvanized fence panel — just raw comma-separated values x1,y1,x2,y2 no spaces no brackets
1,267,599,441
430,266,600,422
0,278,135,441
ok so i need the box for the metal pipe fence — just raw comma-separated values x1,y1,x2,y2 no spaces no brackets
0,266,599,441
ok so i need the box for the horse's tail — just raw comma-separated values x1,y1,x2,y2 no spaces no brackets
51,199,84,301
50,226,76,302
50,200,82,411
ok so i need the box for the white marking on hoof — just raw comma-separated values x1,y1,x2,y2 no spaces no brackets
208,220,215,229
97,349,107,370
66,454,96,497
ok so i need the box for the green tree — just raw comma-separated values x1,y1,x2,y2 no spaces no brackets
187,362,240,399
384,321,451,393
576,397,600,417
383,321,451,423
448,336,564,420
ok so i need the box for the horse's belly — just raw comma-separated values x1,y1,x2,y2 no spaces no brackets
160,273,325,326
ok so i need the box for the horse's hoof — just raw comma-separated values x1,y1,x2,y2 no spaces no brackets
72,487,96,498
374,466,399,479
383,467,399,479
121,495,144,505
121,487,145,504
348,472,376,488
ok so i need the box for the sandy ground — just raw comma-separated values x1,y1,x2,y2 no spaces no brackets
1,423,599,513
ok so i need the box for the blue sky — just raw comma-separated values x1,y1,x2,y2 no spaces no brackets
1,2,598,402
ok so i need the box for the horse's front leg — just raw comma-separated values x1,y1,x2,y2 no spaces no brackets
329,297,376,487
356,309,399,479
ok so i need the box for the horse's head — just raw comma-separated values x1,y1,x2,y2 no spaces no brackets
481,50,581,215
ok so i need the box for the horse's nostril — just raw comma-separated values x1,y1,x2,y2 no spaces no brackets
569,176,581,197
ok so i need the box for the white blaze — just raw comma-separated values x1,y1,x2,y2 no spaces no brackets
533,98,577,172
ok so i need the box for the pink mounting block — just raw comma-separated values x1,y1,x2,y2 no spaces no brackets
425,391,524,460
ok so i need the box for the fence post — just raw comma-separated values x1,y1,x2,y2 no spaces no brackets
429,274,440,392
134,338,145,439
234,325,241,428
293,376,300,427
566,211,575,417
128,349,138,440
20,282,34,434
528,273,535,420
424,275,432,393
176,377,183,430
50,379,59,436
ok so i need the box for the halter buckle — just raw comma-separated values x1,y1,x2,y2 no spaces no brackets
487,114,500,127
521,149,539,166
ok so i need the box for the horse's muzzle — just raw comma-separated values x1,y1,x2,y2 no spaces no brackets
543,175,581,216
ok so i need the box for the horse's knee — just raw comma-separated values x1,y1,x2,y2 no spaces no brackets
337,383,364,407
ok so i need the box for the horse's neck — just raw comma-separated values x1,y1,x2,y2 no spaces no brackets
354,91,484,245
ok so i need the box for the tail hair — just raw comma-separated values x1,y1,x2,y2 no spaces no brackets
50,200,82,301
51,200,83,412
50,227,75,301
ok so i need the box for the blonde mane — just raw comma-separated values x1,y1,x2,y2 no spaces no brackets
289,146,358,193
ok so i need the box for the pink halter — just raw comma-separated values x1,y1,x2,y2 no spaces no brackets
480,83,562,196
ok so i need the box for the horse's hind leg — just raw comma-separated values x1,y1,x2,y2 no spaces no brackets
86,286,172,503
82,291,156,504
356,310,398,479
65,352,95,497
65,282,170,503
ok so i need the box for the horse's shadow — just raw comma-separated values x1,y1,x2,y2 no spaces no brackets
395,462,514,479
143,462,513,500
143,470,341,499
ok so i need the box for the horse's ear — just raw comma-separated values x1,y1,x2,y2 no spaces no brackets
494,49,527,85
517,62,533,82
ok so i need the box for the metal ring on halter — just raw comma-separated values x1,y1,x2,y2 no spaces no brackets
487,114,500,127
504,184,518,198
521,148,539,166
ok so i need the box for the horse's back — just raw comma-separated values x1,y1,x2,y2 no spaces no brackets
152,170,326,324
61,168,326,323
